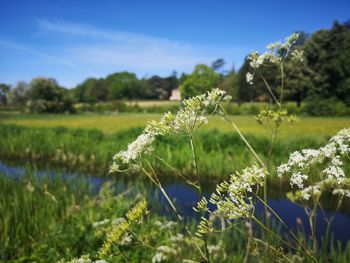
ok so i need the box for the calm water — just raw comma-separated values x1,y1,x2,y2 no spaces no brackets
1,160,350,246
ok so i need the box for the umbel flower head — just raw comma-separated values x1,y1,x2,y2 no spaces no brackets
277,128,350,202
194,164,267,229
110,88,231,173
246,32,304,84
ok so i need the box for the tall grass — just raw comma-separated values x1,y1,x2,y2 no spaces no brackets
0,124,326,180
2,170,349,262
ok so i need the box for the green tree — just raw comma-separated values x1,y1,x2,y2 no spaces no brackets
147,74,178,99
74,78,107,103
303,21,350,105
8,81,28,108
218,71,239,100
180,64,220,99
0,83,11,105
105,72,144,99
27,77,73,113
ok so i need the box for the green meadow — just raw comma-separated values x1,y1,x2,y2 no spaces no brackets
1,113,349,179
1,112,350,138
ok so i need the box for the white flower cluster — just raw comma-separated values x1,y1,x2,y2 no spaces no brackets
287,178,350,203
290,172,309,189
299,185,321,201
110,132,156,172
332,188,350,198
277,128,350,189
152,245,177,263
119,233,132,245
170,233,184,243
246,33,303,84
154,220,178,230
207,164,267,220
110,89,231,172
279,128,350,203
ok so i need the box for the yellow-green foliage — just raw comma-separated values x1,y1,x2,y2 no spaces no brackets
1,113,350,139
98,198,148,258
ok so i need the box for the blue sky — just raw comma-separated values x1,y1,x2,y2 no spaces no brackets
0,0,349,88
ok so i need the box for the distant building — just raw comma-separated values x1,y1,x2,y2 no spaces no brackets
169,87,181,101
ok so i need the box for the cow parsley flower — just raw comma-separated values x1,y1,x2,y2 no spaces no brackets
113,132,155,165
290,172,308,189
247,32,303,69
332,189,350,198
204,164,267,220
277,128,350,187
323,165,345,184
204,88,231,107
110,88,234,172
152,246,177,263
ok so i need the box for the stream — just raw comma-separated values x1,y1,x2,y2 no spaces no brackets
1,160,349,247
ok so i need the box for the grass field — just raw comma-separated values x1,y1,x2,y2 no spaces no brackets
1,113,350,139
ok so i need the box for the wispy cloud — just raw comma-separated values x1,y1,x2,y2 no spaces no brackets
36,19,249,77
1,19,250,87
0,39,80,70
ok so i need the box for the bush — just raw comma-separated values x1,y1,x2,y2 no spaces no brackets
304,98,349,116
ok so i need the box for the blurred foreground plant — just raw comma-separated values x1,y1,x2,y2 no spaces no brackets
64,33,350,263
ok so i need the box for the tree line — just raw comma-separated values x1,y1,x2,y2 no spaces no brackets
1,20,349,114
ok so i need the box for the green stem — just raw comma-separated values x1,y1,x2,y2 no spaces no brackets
189,134,202,196
219,105,265,167
152,153,199,190
254,194,313,256
258,72,281,107
253,216,318,263
188,134,210,262
252,238,294,263
280,63,284,106
322,196,343,257
243,218,253,263
264,124,278,232
141,163,207,260
252,216,298,250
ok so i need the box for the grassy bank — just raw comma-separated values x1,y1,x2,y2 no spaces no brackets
0,123,329,179
0,171,173,262
1,169,350,262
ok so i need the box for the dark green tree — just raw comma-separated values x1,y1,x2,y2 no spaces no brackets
303,21,350,105
0,83,11,105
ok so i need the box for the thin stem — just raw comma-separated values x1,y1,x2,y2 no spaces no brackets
252,238,294,263
189,134,201,195
243,218,253,263
252,216,298,250
280,63,284,105
152,153,199,189
264,123,278,233
141,163,207,260
254,193,313,255
188,134,210,262
219,105,265,167
258,72,281,107
117,247,131,263
322,196,343,256
253,216,317,263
